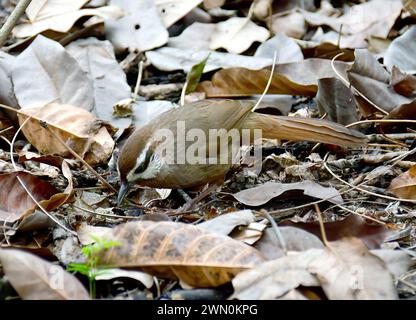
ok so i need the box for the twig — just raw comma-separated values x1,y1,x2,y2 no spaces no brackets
0,0,32,48
314,204,329,246
133,60,144,101
40,121,117,194
251,51,277,112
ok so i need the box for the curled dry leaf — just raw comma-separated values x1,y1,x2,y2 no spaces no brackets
0,171,70,223
388,165,416,199
0,249,89,300
97,221,265,287
281,214,393,249
384,26,416,74
17,103,115,165
197,59,348,97
233,181,343,206
390,66,416,98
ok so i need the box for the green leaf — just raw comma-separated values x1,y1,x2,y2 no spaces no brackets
185,54,210,94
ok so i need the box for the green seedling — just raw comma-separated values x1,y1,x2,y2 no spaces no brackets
68,236,121,299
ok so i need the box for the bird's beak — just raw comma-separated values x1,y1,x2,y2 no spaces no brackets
117,182,131,206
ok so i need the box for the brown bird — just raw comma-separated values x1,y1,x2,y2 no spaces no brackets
117,100,367,204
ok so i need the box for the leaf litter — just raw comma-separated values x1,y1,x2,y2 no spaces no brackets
0,0,415,301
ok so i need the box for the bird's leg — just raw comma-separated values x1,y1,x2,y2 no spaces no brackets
178,182,221,212
177,189,193,204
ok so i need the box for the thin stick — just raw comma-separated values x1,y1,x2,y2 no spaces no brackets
314,204,329,246
133,60,144,101
0,0,32,48
347,119,416,127
251,51,278,112
40,121,117,194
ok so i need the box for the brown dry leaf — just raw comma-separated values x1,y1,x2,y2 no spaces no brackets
97,221,265,287
17,103,115,165
281,214,393,250
233,181,343,207
347,49,412,115
388,165,416,199
316,78,359,125
13,0,123,38
384,26,416,74
309,237,398,300
197,59,348,97
0,171,70,223
384,100,416,132
0,249,89,300
231,249,322,300
300,42,355,61
390,66,416,98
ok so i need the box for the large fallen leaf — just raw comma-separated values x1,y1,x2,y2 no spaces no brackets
347,49,412,115
281,214,393,250
302,0,402,47
198,210,256,236
254,32,304,64
106,0,168,52
0,171,70,223
12,36,94,111
209,17,270,54
154,0,203,27
97,221,265,287
384,26,416,74
146,47,272,73
233,181,343,206
0,249,89,300
197,59,348,97
316,78,359,125
17,103,115,165
13,0,123,38
232,249,322,299
309,237,398,299
66,38,132,133
388,165,416,199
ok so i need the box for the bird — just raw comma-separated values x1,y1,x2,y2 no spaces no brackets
117,99,367,204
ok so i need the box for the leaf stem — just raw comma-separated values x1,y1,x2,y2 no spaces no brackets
0,0,32,48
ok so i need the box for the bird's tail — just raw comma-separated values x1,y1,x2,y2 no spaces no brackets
243,113,367,147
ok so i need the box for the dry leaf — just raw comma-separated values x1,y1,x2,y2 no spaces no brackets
17,103,114,165
0,249,89,300
347,49,412,115
233,181,343,206
76,223,112,246
384,26,416,74
309,237,398,300
95,268,154,288
254,227,324,260
209,17,270,54
316,77,359,125
66,37,132,133
146,47,272,73
12,36,94,111
154,0,203,28
232,249,322,300
97,221,265,287
390,66,416,98
106,0,168,53
281,214,393,250
271,11,306,39
0,171,70,223
197,59,348,97
13,0,123,38
168,22,215,50
198,210,255,236
203,0,225,10
254,33,304,64
389,165,416,199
